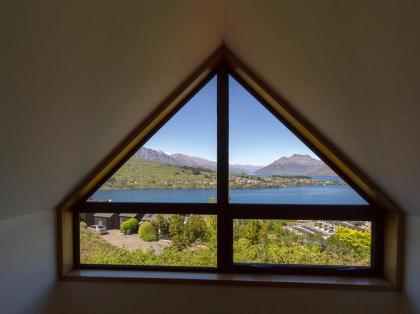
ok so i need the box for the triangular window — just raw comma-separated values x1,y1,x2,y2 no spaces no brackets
89,75,367,205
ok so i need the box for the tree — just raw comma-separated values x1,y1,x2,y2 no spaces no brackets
243,220,268,244
205,215,217,247
138,221,158,241
120,218,139,234
185,215,208,244
151,214,169,239
169,215,188,250
329,226,371,259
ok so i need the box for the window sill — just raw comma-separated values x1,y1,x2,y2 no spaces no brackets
62,270,398,291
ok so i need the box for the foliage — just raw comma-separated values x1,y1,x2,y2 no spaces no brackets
205,215,217,247
138,221,158,242
168,215,189,250
151,214,170,239
185,215,209,244
120,218,139,234
80,221,87,229
167,215,210,250
243,220,268,244
327,226,371,259
80,218,370,268
80,227,215,267
232,221,371,266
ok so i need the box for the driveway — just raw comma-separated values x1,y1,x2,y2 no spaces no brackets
102,229,171,254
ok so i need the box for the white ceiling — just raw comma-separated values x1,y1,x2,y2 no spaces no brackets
1,0,419,220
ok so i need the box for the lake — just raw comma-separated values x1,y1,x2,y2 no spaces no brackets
90,185,367,205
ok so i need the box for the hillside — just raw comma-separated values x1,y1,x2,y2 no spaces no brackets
171,153,216,170
103,158,217,189
101,157,342,190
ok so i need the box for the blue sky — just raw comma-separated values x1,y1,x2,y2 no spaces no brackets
145,76,319,166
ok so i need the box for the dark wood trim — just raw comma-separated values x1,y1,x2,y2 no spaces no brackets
230,264,376,277
216,63,233,272
227,204,381,220
79,202,217,213
217,64,229,208
371,217,384,277
79,264,217,272
79,203,379,219
73,210,81,269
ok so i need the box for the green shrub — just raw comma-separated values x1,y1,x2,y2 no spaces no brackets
120,218,139,234
139,221,158,241
80,221,87,229
169,215,188,250
186,215,208,244
151,214,169,239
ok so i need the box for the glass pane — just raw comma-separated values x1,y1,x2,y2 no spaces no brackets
89,77,217,203
233,219,371,267
80,212,217,267
228,76,367,204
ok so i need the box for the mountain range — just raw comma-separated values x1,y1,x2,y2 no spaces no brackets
135,147,336,177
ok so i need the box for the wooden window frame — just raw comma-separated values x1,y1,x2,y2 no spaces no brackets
58,47,403,289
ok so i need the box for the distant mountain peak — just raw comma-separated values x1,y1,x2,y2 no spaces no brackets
256,154,335,177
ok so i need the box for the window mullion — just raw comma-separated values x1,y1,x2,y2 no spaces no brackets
217,64,232,272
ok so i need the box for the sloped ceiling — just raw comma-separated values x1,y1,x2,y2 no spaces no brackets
225,0,420,215
0,0,224,220
1,0,419,220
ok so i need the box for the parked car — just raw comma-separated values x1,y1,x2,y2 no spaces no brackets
87,224,107,234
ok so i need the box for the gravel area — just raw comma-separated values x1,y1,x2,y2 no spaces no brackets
102,229,171,254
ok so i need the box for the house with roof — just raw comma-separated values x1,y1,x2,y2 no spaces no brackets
82,213,143,229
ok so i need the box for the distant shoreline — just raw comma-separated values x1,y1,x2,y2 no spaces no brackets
99,179,345,191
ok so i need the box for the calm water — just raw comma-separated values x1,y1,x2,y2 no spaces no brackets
90,185,367,205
